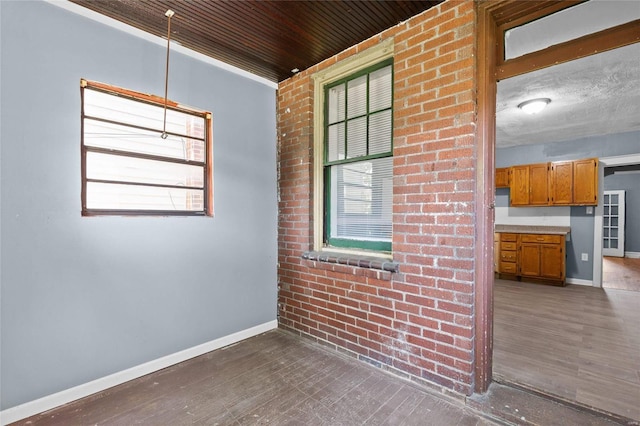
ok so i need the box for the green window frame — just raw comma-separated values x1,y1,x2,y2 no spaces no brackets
323,59,393,252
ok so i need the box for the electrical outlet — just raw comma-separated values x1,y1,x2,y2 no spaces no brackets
586,206,593,214
581,253,589,261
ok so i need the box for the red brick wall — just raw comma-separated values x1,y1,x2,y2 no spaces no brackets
278,0,477,396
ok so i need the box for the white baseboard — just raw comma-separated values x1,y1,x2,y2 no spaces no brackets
0,320,278,425
566,278,593,286
625,251,640,259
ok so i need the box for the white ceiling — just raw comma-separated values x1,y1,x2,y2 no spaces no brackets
496,42,640,148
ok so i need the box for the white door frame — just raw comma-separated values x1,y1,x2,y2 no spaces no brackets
593,154,640,287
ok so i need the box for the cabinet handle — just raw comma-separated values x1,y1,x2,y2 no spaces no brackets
536,237,544,241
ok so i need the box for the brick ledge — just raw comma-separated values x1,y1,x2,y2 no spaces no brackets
302,250,399,273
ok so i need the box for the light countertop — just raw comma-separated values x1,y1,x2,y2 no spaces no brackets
495,224,571,235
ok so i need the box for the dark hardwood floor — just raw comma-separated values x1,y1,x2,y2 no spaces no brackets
603,256,640,292
13,330,497,426
494,278,640,422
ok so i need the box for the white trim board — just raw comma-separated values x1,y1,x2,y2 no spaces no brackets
625,251,640,259
0,320,278,425
593,153,640,287
565,278,593,286
44,0,277,89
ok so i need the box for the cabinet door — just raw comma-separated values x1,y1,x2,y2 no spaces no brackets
550,161,573,205
573,158,598,205
519,243,541,277
529,163,549,205
496,168,510,188
540,244,564,280
510,165,529,206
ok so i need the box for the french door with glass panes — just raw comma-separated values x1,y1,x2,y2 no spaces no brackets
603,190,625,257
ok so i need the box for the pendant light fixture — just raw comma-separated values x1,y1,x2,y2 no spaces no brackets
161,9,175,139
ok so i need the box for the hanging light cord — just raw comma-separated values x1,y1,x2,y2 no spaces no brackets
161,9,175,139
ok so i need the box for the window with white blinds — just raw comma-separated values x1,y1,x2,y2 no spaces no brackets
324,60,393,251
81,80,213,216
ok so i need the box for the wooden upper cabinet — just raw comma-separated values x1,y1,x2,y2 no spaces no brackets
550,161,573,205
509,163,547,206
507,157,598,207
495,167,510,188
510,165,530,206
573,158,598,205
529,163,549,205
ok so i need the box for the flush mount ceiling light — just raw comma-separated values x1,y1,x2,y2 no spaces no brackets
517,98,551,114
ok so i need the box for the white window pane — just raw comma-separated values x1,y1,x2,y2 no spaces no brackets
327,123,345,161
86,182,203,211
328,84,346,124
347,75,367,118
610,239,618,249
347,117,366,159
369,65,392,111
87,152,204,188
84,119,205,162
84,89,205,137
611,194,619,204
369,110,392,155
330,156,392,242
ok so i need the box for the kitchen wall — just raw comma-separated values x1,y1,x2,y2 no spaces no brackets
604,171,640,253
496,130,640,281
1,1,277,411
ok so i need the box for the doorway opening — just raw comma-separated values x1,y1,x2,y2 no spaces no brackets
477,1,640,421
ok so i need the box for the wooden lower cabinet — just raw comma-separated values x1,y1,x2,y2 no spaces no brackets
496,232,566,285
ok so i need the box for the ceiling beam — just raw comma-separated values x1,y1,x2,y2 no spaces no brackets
497,19,640,81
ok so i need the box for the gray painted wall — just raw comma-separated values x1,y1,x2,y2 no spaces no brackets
496,130,640,280
1,1,277,410
604,172,640,252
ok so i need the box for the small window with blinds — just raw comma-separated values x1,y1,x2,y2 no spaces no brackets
324,60,393,251
80,79,213,216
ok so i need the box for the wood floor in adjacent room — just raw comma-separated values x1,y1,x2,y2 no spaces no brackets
603,256,640,292
494,278,640,422
13,330,496,426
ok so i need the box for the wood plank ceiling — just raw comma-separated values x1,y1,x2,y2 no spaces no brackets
69,0,443,83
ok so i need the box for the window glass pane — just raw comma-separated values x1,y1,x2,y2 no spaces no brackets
84,119,205,162
346,117,367,159
610,239,618,249
327,123,345,161
611,217,618,227
328,84,346,124
86,182,203,211
329,156,392,242
611,206,618,215
84,89,205,137
604,194,609,204
369,110,392,155
347,75,367,118
611,194,619,204
86,152,204,188
369,65,392,111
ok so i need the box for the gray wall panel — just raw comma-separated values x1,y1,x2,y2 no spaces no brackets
1,1,277,409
